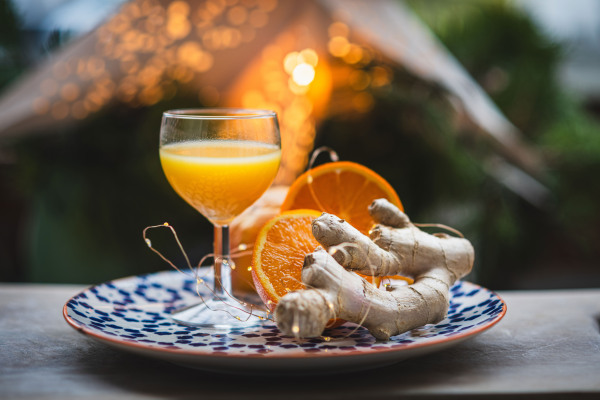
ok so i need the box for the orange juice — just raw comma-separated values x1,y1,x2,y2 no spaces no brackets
160,140,281,225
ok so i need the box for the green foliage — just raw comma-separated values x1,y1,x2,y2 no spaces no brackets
538,97,600,252
417,0,600,285
317,1,600,288
12,96,215,283
0,0,216,284
0,0,26,89
418,1,563,138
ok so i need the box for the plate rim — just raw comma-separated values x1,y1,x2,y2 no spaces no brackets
63,270,507,360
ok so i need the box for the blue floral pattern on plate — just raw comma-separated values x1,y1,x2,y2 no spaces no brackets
63,270,506,374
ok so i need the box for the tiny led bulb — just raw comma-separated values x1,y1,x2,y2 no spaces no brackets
145,238,152,247
291,63,315,86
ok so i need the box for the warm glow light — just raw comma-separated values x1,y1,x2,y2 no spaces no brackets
258,0,278,12
291,63,315,86
168,1,190,15
25,0,286,122
371,66,392,87
167,16,191,39
284,48,318,89
328,36,350,57
299,48,318,67
249,9,268,28
328,21,349,38
349,70,370,91
32,98,50,115
60,83,80,101
343,44,363,64
227,6,247,25
283,51,299,74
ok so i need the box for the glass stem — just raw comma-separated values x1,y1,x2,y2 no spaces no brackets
213,225,232,300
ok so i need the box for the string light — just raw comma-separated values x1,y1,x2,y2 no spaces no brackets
143,222,275,323
291,63,315,86
141,223,377,345
32,0,284,120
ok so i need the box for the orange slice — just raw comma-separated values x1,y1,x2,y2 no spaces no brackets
281,160,411,286
280,161,403,235
251,209,322,312
251,208,413,323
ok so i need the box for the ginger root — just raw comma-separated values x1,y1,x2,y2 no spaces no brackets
274,198,474,340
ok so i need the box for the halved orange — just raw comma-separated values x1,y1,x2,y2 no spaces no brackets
280,161,403,235
251,208,413,325
280,161,412,287
251,209,322,312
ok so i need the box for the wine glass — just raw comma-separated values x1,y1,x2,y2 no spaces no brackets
159,108,281,328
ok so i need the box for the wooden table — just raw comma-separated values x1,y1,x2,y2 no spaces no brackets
1,283,599,399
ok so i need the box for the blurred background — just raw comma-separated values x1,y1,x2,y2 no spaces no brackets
0,0,599,290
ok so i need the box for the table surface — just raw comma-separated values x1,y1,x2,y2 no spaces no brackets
1,283,599,400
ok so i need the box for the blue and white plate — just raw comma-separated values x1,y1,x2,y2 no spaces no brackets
63,270,506,374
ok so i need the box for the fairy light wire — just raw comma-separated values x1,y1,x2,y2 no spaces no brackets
143,146,416,343
414,222,465,238
142,223,274,322
306,146,339,213
287,147,381,343
143,223,194,276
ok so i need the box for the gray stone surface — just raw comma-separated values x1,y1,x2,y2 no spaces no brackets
1,283,599,399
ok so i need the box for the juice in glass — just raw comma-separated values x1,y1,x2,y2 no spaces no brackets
160,140,281,225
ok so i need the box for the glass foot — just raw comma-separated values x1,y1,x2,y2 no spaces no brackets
171,296,269,329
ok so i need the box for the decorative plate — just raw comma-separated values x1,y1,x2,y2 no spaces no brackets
63,270,506,374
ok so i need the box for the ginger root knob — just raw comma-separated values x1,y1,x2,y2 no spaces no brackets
274,198,474,340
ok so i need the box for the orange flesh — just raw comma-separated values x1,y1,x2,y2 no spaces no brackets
253,162,409,314
281,161,403,235
252,210,321,309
